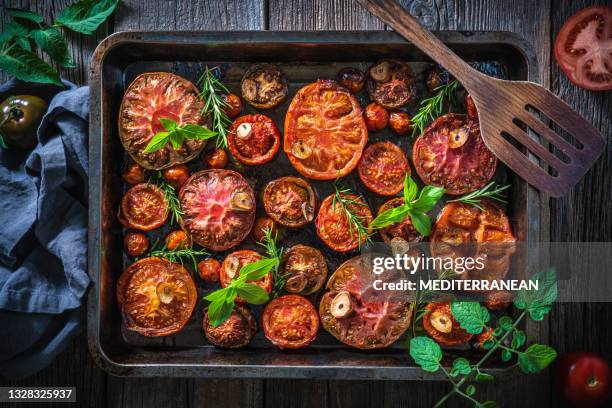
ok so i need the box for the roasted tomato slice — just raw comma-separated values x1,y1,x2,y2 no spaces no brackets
284,80,368,180
366,60,417,109
118,183,168,231
228,114,280,165
220,250,272,303
377,197,423,243
117,257,197,337
179,169,255,251
279,245,328,296
422,302,473,346
118,72,206,170
554,6,612,91
413,113,497,195
358,141,410,196
430,201,516,281
263,176,317,227
262,295,319,349
315,193,373,252
203,304,257,348
241,63,288,109
319,256,413,349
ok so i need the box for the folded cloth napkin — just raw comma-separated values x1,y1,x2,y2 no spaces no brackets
0,79,90,379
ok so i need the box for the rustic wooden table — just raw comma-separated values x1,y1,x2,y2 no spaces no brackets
1,0,610,407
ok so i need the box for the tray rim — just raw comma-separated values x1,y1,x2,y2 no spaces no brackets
88,30,543,380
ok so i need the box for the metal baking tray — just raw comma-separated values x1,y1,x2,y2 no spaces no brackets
88,31,542,379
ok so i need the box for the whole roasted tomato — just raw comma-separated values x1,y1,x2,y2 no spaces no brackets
358,141,410,196
263,176,317,227
284,80,368,180
241,63,288,109
203,148,228,169
251,216,277,242
198,258,221,282
262,295,319,349
118,72,206,170
162,164,189,190
179,170,255,251
430,201,516,281
363,102,389,131
366,60,417,109
279,245,328,296
555,351,612,408
220,250,272,303
203,304,257,348
122,162,146,185
165,230,191,250
319,256,413,349
222,93,243,118
423,302,473,346
118,183,168,231
337,67,366,93
389,111,412,135
413,113,497,195
554,6,612,91
228,114,280,165
123,232,149,256
117,257,197,337
315,193,373,252
377,198,423,243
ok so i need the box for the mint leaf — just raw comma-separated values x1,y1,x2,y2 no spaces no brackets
410,185,445,213
143,131,171,154
236,283,269,304
404,175,418,204
7,8,44,24
0,47,62,86
514,268,557,321
451,301,489,334
518,344,557,373
207,298,235,328
159,118,178,131
497,315,513,332
511,329,526,349
450,357,471,377
501,349,512,362
0,21,30,45
369,204,410,229
408,210,432,237
239,258,278,282
55,0,120,35
409,336,442,372
31,27,75,68
466,385,476,396
475,372,494,382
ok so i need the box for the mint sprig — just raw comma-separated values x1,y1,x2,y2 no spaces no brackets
143,118,217,154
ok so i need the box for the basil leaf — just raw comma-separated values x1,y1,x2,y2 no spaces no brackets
450,357,471,377
404,175,417,205
7,8,44,24
55,0,120,35
0,47,62,86
410,185,445,213
369,205,410,229
408,210,432,236
518,344,557,373
240,258,277,282
168,130,184,150
236,283,270,305
514,268,557,321
181,124,217,140
207,298,235,328
409,336,442,372
451,301,489,334
159,118,178,131
204,287,229,302
31,27,75,68
143,131,170,153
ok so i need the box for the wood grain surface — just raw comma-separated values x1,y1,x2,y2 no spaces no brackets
1,1,610,407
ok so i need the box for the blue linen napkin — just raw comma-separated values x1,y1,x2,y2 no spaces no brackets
0,79,90,379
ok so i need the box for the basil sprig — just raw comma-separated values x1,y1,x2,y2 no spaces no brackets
143,118,217,154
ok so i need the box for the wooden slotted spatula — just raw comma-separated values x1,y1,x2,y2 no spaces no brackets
356,0,605,197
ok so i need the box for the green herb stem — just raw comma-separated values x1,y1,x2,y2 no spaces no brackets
197,66,231,149
332,181,372,249
448,182,510,209
411,80,460,137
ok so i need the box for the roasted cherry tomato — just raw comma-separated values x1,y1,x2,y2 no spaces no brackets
484,290,513,310
251,216,277,242
555,351,612,408
280,245,328,296
222,93,243,118
241,63,288,109
389,111,412,135
284,80,368,180
0,95,47,149
363,102,389,131
117,257,197,337
123,232,149,256
262,294,319,349
554,6,612,91
263,176,316,227
119,72,206,170
162,164,189,190
358,141,410,196
367,60,417,109
165,230,191,250
179,170,255,251
122,162,146,185
203,148,228,169
413,113,496,195
203,304,257,348
423,302,473,346
118,183,168,231
337,67,366,93
228,114,280,165
315,193,373,252
220,250,272,303
377,198,423,243
319,256,413,349
198,258,221,282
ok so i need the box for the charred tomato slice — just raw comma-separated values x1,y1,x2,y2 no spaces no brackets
228,114,280,165
279,245,328,296
263,176,317,227
358,141,410,196
422,302,473,346
413,113,497,195
179,169,255,251
241,63,288,109
118,72,206,170
203,304,257,348
118,183,168,231
262,294,319,349
377,198,423,243
117,257,197,337
366,60,417,109
220,250,272,303
284,80,368,180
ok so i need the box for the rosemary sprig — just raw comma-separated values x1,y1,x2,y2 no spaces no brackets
448,182,510,210
411,79,460,137
197,66,231,149
149,171,184,225
258,227,285,298
332,180,372,249
148,239,209,271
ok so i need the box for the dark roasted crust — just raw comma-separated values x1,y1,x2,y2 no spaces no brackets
240,63,288,109
118,183,168,231
203,305,257,348
279,244,328,296
366,60,417,109
263,177,317,227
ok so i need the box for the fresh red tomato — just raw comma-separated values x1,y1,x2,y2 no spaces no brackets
228,114,280,165
554,6,612,91
555,351,612,408
262,295,319,349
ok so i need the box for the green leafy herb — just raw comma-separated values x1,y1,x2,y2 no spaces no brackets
31,27,75,68
149,172,184,225
55,0,120,35
143,118,217,154
147,240,209,271
412,79,460,137
332,180,373,249
518,344,557,374
409,336,442,372
0,47,61,86
514,268,557,321
448,182,510,210
450,301,490,335
6,8,44,24
197,66,232,149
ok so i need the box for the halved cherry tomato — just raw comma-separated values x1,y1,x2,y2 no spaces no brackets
220,250,272,303
118,183,168,231
262,294,319,349
228,114,280,165
389,111,412,135
203,304,257,348
377,197,423,243
358,141,410,196
555,351,612,408
337,67,366,93
117,257,197,337
280,245,328,296
366,60,417,109
122,163,146,185
198,258,221,282
315,193,373,252
123,232,149,256
423,302,473,346
554,6,612,91
162,164,189,190
263,176,316,227
284,80,368,180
